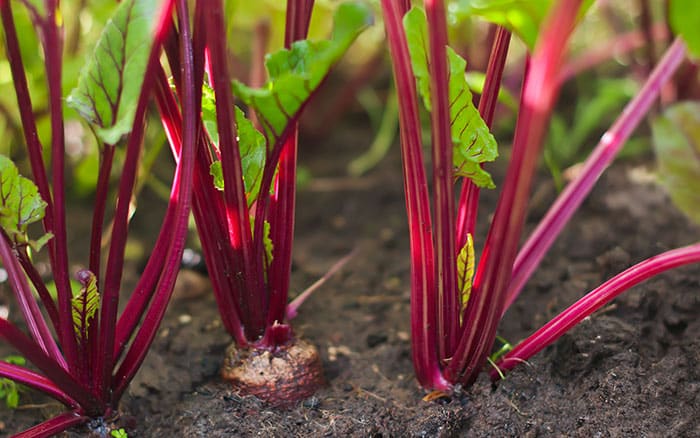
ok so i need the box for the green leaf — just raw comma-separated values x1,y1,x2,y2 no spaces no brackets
232,2,373,143
208,107,266,206
71,270,100,343
450,0,551,49
5,387,19,409
262,219,273,268
0,155,52,251
210,161,224,191
249,216,274,269
449,0,593,50
67,0,164,144
404,7,498,188
201,83,219,145
652,102,700,225
669,0,700,58
3,356,25,366
465,71,517,111
110,428,129,438
457,233,475,318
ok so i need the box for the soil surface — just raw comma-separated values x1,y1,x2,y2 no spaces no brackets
1,123,699,437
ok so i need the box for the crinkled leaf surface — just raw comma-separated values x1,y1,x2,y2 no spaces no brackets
0,155,52,251
457,233,475,315
404,7,498,188
652,102,700,225
208,107,266,206
249,216,274,268
67,0,163,144
232,2,372,143
669,0,700,57
71,270,100,343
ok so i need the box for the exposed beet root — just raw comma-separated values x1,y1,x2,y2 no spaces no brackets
221,338,324,406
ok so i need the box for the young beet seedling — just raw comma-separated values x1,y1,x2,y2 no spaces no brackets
0,0,198,435
155,0,372,404
382,0,700,393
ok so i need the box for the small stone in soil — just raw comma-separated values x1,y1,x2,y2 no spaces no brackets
366,333,388,348
303,396,321,409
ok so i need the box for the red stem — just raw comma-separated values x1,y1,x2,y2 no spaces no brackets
0,233,65,369
495,243,700,377
155,44,249,345
456,27,511,249
0,361,75,407
88,145,116,280
17,249,60,331
0,318,100,413
0,1,54,227
161,15,248,344
506,37,687,309
112,0,196,401
425,0,459,360
447,0,581,386
41,0,78,370
96,0,175,400
12,410,86,438
381,0,449,391
263,0,315,339
205,0,266,339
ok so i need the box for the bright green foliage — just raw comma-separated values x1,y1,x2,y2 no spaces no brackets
449,0,592,49
110,428,129,438
67,0,164,145
464,71,517,111
450,0,551,49
251,216,274,269
201,83,219,145
669,0,700,57
208,107,266,206
652,102,700,225
457,233,475,318
0,155,52,251
71,271,100,343
404,7,498,188
231,2,373,143
0,355,25,409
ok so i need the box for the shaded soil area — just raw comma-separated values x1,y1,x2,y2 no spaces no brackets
1,123,699,436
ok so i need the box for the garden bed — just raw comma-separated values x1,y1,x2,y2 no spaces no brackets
1,123,698,436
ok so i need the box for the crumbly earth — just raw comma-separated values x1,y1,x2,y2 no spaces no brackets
0,124,698,437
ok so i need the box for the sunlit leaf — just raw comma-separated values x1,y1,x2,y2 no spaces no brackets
67,0,164,144
669,0,700,57
450,0,550,49
232,2,373,143
465,71,517,110
71,270,100,344
449,0,592,49
0,155,52,251
404,7,498,188
652,102,700,225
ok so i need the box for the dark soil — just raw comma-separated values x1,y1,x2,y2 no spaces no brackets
1,123,699,437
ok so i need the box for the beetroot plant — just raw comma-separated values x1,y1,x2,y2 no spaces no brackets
0,0,198,435
381,0,700,392
154,0,371,404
